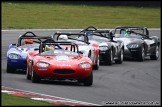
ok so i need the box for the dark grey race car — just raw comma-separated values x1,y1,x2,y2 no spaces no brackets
112,26,160,61
80,26,124,65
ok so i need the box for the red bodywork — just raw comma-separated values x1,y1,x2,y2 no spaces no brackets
90,43,100,64
27,50,93,80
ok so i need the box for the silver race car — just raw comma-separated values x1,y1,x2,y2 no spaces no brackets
52,32,100,70
113,26,160,61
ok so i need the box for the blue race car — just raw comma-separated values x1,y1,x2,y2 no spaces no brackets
6,31,51,73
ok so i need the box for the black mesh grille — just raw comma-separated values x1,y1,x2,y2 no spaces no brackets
54,69,75,74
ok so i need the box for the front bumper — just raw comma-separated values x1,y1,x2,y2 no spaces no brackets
124,47,141,58
99,50,109,62
34,65,92,80
7,58,27,70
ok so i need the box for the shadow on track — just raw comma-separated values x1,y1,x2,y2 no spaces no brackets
25,79,92,87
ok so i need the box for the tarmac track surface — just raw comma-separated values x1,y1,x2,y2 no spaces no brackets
1,29,161,105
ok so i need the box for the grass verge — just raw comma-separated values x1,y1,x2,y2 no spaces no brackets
1,93,63,106
2,2,160,29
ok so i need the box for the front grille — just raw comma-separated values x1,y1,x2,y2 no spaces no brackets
99,54,107,61
54,69,75,74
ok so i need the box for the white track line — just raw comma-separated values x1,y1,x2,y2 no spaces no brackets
2,86,100,106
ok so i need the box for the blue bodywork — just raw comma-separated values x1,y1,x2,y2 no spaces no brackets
7,44,39,72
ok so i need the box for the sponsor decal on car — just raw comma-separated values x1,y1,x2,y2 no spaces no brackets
56,56,69,61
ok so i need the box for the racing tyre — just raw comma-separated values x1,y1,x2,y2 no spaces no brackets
138,45,145,61
88,51,91,59
106,49,113,65
93,55,99,70
6,63,16,73
150,45,159,60
31,65,40,83
26,66,31,80
78,72,93,86
115,49,123,64
83,72,93,86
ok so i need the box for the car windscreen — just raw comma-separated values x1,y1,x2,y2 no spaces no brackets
88,34,110,42
114,34,143,39
114,29,143,39
58,38,87,45
57,34,88,44
18,44,40,51
19,44,39,48
39,49,79,57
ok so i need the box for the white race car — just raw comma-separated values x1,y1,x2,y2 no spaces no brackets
53,32,100,70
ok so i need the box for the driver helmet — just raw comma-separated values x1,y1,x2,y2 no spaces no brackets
85,31,93,36
44,45,55,51
86,31,93,40
23,39,33,45
58,35,68,40
124,29,130,37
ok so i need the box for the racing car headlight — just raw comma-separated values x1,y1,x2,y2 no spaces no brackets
100,46,108,51
79,63,91,69
8,53,21,59
36,62,49,68
126,44,139,48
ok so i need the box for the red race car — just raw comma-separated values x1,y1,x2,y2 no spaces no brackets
26,39,93,86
